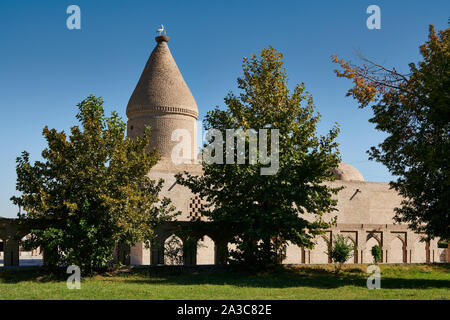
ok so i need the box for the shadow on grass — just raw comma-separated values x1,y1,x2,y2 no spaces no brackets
0,267,68,283
1,264,449,290
120,265,450,290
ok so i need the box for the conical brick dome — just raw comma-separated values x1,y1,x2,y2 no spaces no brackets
126,35,198,161
126,35,198,119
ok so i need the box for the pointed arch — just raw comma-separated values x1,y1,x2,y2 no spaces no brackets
412,237,427,263
365,236,381,264
311,235,330,264
283,241,302,264
197,235,215,265
164,234,184,265
340,232,358,264
389,235,405,263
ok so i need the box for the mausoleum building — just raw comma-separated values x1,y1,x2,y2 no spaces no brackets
1,34,447,267
126,35,446,266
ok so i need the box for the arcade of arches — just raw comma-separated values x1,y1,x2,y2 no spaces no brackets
1,219,448,267
128,221,447,266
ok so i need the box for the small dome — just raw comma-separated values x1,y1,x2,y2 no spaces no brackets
331,163,364,181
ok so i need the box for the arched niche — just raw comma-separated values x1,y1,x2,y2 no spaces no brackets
365,236,381,264
390,236,405,263
196,235,215,265
283,241,302,265
412,238,427,263
311,235,329,264
340,232,357,264
164,234,184,265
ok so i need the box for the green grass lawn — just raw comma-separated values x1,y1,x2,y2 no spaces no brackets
0,264,448,300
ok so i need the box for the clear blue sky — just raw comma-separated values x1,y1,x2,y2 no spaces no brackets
0,0,448,217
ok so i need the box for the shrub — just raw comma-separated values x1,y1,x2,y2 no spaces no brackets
371,245,382,264
327,234,354,273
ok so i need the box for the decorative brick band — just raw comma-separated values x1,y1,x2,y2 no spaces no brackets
127,105,198,119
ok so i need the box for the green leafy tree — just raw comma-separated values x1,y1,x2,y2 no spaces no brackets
326,234,354,273
332,25,450,241
176,47,341,268
371,245,382,264
11,95,176,273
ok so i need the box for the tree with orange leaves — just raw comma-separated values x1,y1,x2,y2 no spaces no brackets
332,25,449,241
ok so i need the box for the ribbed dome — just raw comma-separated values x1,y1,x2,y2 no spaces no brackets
331,163,365,181
126,35,198,119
